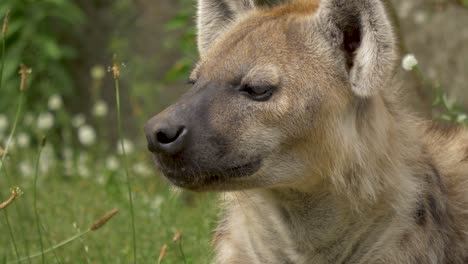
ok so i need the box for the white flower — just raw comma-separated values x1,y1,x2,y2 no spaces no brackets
106,156,119,171
92,100,109,118
96,175,106,185
19,161,33,178
72,114,86,128
48,94,63,111
0,114,8,132
91,65,105,80
24,113,34,126
79,165,91,178
402,54,418,71
37,112,55,130
78,125,96,146
17,132,30,148
117,139,135,155
149,195,165,210
133,162,152,176
457,114,467,123
77,153,91,178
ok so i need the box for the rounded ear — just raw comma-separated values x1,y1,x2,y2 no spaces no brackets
197,0,289,56
317,0,397,97
197,0,255,56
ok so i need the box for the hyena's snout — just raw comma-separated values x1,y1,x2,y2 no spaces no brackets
144,86,263,191
145,115,188,155
144,106,197,187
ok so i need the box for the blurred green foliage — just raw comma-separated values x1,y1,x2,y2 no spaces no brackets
164,0,198,83
0,0,83,113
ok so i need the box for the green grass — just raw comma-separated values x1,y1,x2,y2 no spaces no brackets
0,151,219,263
0,13,218,262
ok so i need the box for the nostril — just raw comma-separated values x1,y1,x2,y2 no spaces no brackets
156,126,185,145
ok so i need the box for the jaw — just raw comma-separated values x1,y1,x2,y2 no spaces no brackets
155,157,264,192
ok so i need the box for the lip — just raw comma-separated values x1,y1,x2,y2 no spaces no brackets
158,159,262,189
223,159,262,178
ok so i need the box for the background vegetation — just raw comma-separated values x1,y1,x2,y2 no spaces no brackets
0,0,467,263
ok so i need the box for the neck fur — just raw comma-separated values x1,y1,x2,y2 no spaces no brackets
224,95,427,262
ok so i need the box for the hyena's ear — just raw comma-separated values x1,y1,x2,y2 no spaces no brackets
198,0,285,55
317,0,397,97
197,0,255,55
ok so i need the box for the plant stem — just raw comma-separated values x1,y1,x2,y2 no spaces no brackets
114,72,137,264
0,22,18,261
1,166,22,261
0,24,5,91
33,138,47,264
0,92,25,173
42,223,64,264
10,230,90,264
178,239,187,264
2,202,20,260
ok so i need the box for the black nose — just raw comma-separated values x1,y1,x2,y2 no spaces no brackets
145,123,188,155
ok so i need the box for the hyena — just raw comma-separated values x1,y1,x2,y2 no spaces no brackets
144,0,468,263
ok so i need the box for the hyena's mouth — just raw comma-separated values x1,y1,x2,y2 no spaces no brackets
156,158,263,190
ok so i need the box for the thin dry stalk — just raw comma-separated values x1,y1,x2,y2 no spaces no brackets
158,245,168,264
112,54,137,264
173,231,186,264
18,64,31,92
11,208,120,263
0,187,21,210
2,10,9,39
89,208,119,231
112,57,120,80
172,231,181,243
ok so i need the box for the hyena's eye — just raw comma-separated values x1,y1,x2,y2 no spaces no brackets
240,84,276,101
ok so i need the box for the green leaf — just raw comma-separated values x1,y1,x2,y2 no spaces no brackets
439,114,452,122
164,58,193,82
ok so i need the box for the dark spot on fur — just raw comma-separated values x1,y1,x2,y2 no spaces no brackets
355,98,378,135
429,163,443,187
398,232,411,247
463,145,468,162
381,43,391,50
427,194,443,226
219,1,234,20
415,201,426,226
279,206,292,225
356,98,372,120
428,121,461,138
278,257,294,264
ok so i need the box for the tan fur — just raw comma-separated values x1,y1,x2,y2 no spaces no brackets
158,0,468,263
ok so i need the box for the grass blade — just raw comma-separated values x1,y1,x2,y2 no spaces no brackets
33,137,47,264
112,55,137,263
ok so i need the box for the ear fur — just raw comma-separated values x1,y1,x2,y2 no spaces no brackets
197,0,254,56
197,0,290,56
317,0,397,97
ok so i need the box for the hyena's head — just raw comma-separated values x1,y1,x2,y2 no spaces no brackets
145,0,397,192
